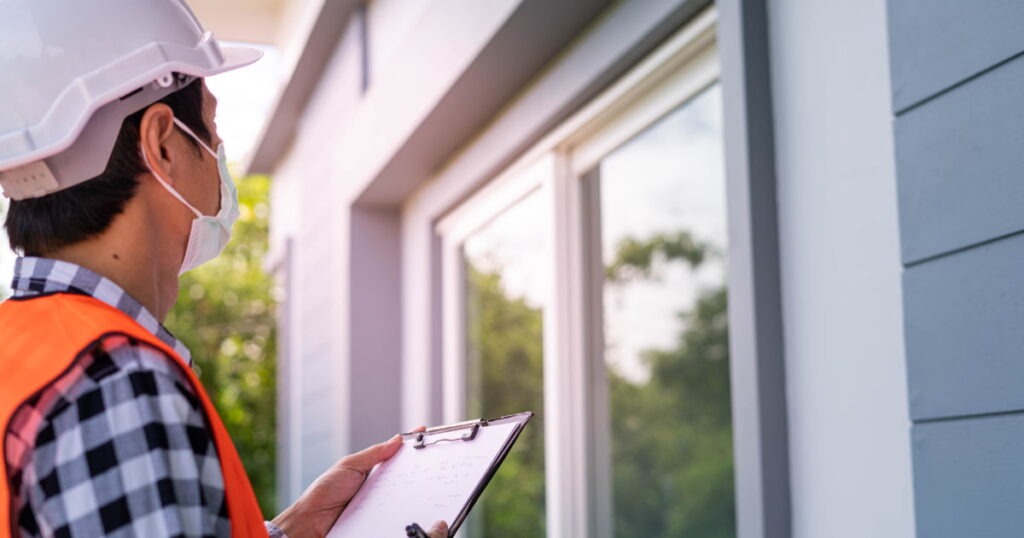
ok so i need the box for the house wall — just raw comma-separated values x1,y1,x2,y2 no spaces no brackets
270,0,532,508
366,0,431,88
270,11,365,506
265,0,952,532
887,2,1024,535
768,1,914,537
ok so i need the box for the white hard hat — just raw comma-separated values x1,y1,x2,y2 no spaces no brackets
0,0,262,200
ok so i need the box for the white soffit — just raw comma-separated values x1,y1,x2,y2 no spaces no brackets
188,0,293,45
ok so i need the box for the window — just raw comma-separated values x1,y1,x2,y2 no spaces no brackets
585,84,733,537
434,10,724,537
438,158,555,536
463,191,548,536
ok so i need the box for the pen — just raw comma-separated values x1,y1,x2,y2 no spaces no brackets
406,523,429,538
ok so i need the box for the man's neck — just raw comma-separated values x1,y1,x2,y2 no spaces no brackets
47,209,180,321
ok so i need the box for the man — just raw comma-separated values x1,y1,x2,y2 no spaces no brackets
0,1,446,537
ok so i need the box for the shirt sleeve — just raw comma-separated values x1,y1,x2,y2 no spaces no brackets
17,340,233,537
264,520,288,537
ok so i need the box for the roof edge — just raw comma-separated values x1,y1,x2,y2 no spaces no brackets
243,0,360,175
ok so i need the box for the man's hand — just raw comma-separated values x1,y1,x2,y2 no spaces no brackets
413,521,449,537
271,432,448,537
427,523,449,538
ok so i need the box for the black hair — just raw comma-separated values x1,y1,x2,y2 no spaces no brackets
4,77,212,257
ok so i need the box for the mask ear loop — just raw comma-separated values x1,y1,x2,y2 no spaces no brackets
172,117,217,159
139,135,204,219
173,117,230,218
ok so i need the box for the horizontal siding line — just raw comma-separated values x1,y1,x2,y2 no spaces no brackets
903,228,1024,268
914,408,1024,425
894,48,1024,116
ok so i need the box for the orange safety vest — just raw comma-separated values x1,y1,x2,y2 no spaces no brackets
0,293,266,537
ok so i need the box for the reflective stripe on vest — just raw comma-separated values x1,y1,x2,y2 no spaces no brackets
0,293,265,537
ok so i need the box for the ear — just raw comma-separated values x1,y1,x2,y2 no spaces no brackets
138,103,180,186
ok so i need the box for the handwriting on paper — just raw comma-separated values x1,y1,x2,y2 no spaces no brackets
326,421,518,537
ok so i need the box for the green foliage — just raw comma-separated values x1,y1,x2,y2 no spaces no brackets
465,266,547,537
605,231,712,284
164,175,278,518
607,234,735,537
608,286,734,537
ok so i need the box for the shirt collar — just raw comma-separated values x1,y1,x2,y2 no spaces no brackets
10,256,192,365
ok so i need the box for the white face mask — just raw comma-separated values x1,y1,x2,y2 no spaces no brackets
140,117,239,275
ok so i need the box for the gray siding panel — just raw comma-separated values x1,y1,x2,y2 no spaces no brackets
912,414,1024,538
889,0,1024,534
888,0,1024,111
904,232,1024,421
895,52,1024,264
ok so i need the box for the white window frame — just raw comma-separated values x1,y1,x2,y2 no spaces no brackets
436,154,556,423
429,8,720,537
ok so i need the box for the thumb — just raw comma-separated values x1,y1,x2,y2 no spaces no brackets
338,434,403,474
427,520,449,538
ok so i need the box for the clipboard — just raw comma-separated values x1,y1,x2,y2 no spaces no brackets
326,411,534,537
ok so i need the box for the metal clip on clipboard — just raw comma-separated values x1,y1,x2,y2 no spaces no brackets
413,418,484,449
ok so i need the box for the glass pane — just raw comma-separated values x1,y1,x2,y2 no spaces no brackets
594,83,734,537
463,190,547,537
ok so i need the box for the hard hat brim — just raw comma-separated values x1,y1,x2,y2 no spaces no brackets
210,46,264,76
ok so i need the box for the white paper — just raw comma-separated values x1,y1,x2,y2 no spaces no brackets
327,421,519,537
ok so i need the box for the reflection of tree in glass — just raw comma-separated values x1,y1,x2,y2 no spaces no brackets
461,229,733,537
606,230,735,538
465,266,546,537
605,231,713,284
165,175,278,517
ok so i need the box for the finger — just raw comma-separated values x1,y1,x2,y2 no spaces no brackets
340,434,403,473
427,520,449,538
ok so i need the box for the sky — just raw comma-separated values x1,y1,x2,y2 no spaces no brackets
206,43,284,165
599,85,726,383
0,42,282,294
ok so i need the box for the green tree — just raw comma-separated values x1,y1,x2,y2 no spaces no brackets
465,265,547,537
605,231,713,284
164,174,278,517
606,231,735,537
461,229,734,537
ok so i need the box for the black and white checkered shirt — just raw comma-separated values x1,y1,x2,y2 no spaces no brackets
4,257,284,537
